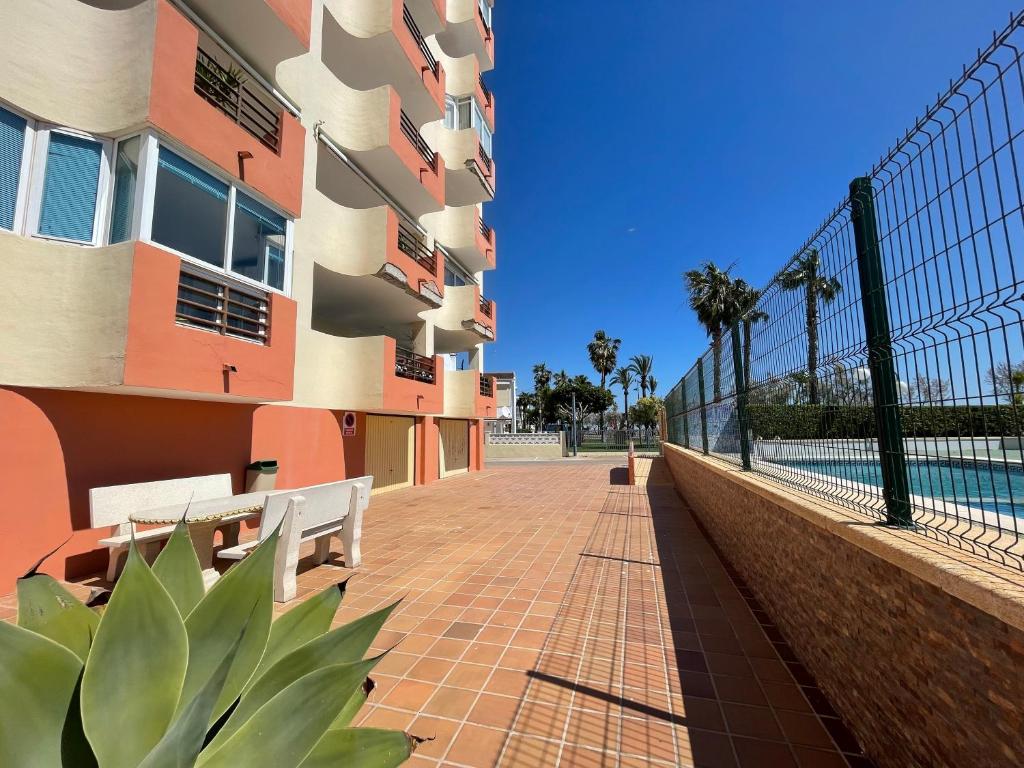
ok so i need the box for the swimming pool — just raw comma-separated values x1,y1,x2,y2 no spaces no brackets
771,458,1024,515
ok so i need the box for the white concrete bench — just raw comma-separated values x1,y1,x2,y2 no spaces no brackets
217,477,373,602
92,474,241,581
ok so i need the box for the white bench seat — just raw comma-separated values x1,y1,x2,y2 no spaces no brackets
216,477,373,602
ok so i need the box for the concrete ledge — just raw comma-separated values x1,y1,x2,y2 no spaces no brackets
662,443,1024,768
485,433,567,460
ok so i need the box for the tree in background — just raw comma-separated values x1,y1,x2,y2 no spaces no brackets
732,279,768,393
587,330,621,432
986,362,1024,405
553,369,570,387
532,363,552,430
628,355,655,398
629,396,664,442
610,366,636,429
779,248,841,405
648,376,658,395
516,392,540,431
685,262,740,401
910,375,951,405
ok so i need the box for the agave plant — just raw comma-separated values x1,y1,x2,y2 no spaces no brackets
1,523,420,767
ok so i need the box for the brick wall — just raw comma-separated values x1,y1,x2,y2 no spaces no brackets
662,443,1024,768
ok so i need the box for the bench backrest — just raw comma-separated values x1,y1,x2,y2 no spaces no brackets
257,477,374,541
90,474,233,528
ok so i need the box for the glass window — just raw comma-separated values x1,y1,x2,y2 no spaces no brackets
0,106,26,231
232,192,287,290
108,136,140,244
37,132,102,242
444,265,466,287
151,147,228,267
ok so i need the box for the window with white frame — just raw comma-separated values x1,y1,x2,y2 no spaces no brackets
444,95,493,157
477,0,492,30
0,104,110,244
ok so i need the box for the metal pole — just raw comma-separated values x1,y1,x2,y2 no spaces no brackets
571,390,578,457
697,357,710,455
730,324,752,470
850,176,913,526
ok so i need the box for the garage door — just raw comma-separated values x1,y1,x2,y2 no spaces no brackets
439,419,470,478
365,415,415,495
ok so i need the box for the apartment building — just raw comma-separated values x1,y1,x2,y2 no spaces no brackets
0,0,498,589
484,371,516,433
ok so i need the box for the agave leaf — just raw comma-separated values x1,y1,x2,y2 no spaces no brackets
16,573,99,663
196,659,377,768
137,619,248,768
81,542,189,768
331,678,375,730
207,602,397,750
246,578,348,690
0,621,83,768
300,728,421,768
178,528,278,723
151,521,205,618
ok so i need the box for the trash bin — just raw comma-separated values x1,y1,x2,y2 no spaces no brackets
245,460,279,493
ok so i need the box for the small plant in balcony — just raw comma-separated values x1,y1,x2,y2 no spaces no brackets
1,526,420,767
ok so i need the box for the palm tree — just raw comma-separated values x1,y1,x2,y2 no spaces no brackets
648,376,658,395
532,363,552,430
779,248,841,405
685,262,740,400
732,279,769,393
553,369,570,387
587,330,621,432
610,366,635,429
628,354,654,398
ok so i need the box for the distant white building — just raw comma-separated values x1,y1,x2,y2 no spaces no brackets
485,372,517,433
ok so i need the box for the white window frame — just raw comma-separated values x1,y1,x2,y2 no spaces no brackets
137,130,294,297
0,102,36,235
103,132,147,245
25,124,112,246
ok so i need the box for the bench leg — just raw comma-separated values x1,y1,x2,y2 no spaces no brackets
274,497,304,603
106,547,127,582
341,511,363,569
313,534,333,565
221,522,241,548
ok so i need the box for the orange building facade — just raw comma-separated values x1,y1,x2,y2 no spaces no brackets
0,0,498,590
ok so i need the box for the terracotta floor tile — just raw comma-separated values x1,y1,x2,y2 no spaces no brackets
382,679,437,711
423,686,478,719
445,724,506,767
410,715,461,760
776,711,837,750
732,737,799,768
408,657,456,684
445,662,493,690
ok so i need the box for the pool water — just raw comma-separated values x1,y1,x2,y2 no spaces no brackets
778,459,1024,515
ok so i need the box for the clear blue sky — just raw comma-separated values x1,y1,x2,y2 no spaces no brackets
483,0,1021,396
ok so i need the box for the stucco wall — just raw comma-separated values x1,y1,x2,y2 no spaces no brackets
485,434,566,460
661,443,1024,768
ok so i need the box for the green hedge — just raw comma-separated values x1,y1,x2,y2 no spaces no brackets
748,405,1024,440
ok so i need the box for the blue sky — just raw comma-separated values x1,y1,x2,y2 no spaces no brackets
482,0,1021,396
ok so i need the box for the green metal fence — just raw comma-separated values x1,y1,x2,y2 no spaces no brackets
665,11,1024,569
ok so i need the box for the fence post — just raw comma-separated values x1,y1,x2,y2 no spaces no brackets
850,176,913,527
682,377,691,450
730,324,752,470
697,357,709,455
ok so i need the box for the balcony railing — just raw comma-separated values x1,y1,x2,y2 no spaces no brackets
479,75,492,106
176,268,269,343
479,296,493,318
403,5,439,78
400,111,438,170
477,0,492,34
395,348,436,384
194,47,282,153
480,375,494,397
479,218,493,241
478,143,493,173
397,221,437,273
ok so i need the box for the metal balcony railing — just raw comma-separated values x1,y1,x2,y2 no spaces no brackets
176,268,269,343
478,143,493,173
479,75,492,106
194,47,282,153
479,218,493,241
400,111,437,170
477,0,492,34
403,5,439,78
479,297,493,318
397,221,437,273
480,375,494,398
395,348,436,384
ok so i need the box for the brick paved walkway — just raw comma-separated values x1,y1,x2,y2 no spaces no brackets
2,458,872,767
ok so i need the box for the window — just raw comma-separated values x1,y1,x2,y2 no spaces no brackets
232,192,287,291
109,136,141,244
478,0,492,30
444,95,493,157
0,106,27,231
148,143,291,293
152,147,229,267
445,260,475,288
36,132,104,242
